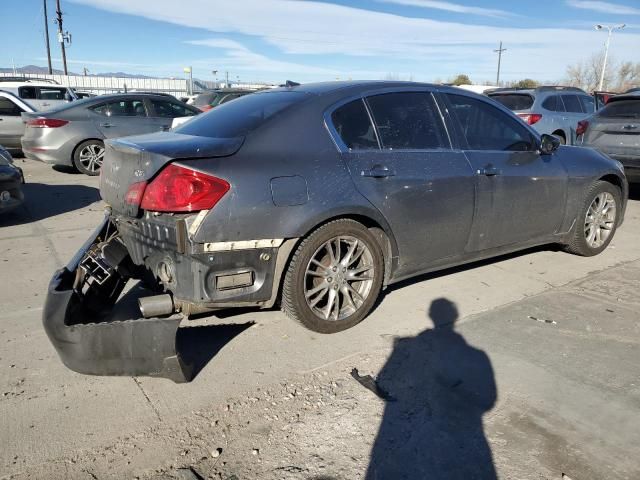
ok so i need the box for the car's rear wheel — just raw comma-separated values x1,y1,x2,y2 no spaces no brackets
565,180,621,256
73,140,105,176
282,219,384,333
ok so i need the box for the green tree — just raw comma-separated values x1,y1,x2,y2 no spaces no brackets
513,78,539,88
451,74,471,86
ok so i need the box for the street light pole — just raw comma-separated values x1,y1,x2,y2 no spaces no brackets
43,0,53,74
494,41,507,86
55,0,68,75
595,23,625,91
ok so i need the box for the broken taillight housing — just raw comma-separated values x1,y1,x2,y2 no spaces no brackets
516,113,542,125
139,164,230,212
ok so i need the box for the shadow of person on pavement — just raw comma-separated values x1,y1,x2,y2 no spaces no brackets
366,298,497,480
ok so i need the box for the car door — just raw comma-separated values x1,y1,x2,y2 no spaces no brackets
330,90,476,276
90,98,156,138
0,96,26,149
146,97,198,132
441,92,568,252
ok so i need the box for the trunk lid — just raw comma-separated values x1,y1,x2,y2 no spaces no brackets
583,117,640,154
100,132,243,216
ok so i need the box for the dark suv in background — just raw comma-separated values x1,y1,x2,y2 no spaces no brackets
487,86,595,145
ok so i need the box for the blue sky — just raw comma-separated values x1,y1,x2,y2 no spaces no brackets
1,0,639,84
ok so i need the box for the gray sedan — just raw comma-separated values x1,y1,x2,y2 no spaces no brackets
21,93,200,175
0,90,36,151
42,81,627,381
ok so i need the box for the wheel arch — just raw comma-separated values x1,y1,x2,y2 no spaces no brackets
268,211,398,308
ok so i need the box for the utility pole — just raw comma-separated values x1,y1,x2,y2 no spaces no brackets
55,0,68,75
43,0,53,74
595,23,625,91
225,71,229,87
494,41,507,86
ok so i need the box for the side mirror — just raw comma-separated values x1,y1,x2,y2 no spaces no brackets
539,134,560,155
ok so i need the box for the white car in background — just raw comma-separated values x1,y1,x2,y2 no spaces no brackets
0,79,78,110
0,90,36,151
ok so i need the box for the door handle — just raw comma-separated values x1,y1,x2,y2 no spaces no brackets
361,165,396,178
477,165,500,176
100,123,113,128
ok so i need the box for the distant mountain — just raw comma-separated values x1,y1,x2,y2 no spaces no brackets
0,65,74,75
0,65,167,79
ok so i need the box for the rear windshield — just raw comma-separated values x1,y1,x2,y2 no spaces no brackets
193,92,221,107
175,91,306,138
488,93,534,111
597,99,640,119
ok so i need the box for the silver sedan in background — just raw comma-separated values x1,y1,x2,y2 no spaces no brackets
21,93,201,175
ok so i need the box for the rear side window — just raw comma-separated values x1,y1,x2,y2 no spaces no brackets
175,91,304,138
331,99,378,150
0,98,23,116
542,95,565,112
561,95,583,113
149,99,196,118
366,92,448,150
446,93,535,152
597,99,640,118
38,87,67,100
91,99,147,117
489,94,534,111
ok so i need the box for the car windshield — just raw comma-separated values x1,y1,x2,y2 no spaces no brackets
175,91,306,138
597,99,640,118
488,93,534,111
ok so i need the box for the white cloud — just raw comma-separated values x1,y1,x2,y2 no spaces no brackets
376,0,512,18
67,0,640,82
566,0,640,15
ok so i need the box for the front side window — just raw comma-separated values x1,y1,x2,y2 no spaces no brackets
579,95,596,114
446,93,535,152
330,99,378,150
0,98,23,116
91,100,147,117
366,92,448,150
149,99,195,118
561,95,583,113
542,95,564,112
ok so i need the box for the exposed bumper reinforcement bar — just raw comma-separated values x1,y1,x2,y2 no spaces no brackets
42,217,193,383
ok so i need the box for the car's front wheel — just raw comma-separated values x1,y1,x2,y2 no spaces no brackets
282,219,384,333
565,180,621,256
73,139,105,176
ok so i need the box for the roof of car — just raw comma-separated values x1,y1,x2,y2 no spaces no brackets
268,80,439,95
0,81,69,88
606,92,640,103
486,86,587,95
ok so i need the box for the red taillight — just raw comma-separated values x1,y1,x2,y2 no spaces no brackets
26,118,69,128
516,113,542,125
140,164,230,212
124,181,147,206
576,120,589,136
199,105,213,112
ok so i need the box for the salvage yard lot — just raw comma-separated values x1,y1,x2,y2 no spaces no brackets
1,158,640,479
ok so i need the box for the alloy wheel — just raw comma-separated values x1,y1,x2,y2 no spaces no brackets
78,144,105,173
584,192,616,249
304,235,375,321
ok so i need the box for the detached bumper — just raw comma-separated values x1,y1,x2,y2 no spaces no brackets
42,218,194,383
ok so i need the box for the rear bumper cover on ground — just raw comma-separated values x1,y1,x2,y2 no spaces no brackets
42,218,193,383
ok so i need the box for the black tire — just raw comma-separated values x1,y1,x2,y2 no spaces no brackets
281,219,384,334
565,181,621,256
73,139,105,176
